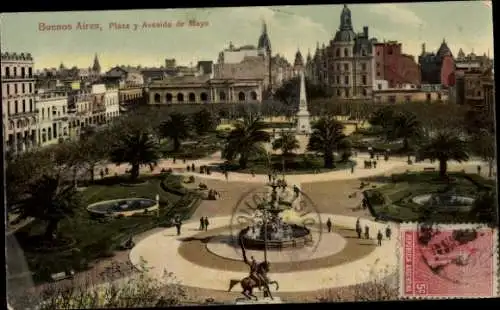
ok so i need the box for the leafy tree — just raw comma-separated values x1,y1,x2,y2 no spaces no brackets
222,115,270,169
417,131,470,178
469,130,496,177
470,190,498,226
159,113,191,152
307,116,347,168
273,77,331,107
109,124,160,181
389,112,422,154
191,108,217,135
463,109,495,136
272,132,300,156
16,174,82,241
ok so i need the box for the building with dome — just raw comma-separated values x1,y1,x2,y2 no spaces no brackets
418,39,455,87
306,4,377,99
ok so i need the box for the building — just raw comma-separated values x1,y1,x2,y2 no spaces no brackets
1,52,38,154
105,66,145,86
418,39,455,87
104,86,120,122
148,75,263,105
455,49,492,71
374,41,421,88
307,5,377,99
373,87,447,104
119,86,145,112
454,67,494,112
67,90,93,139
36,90,70,146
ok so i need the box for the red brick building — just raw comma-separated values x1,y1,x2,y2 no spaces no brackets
418,40,455,87
374,41,421,88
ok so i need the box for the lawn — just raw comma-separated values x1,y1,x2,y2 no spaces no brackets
161,132,223,160
363,172,495,222
9,174,201,284
221,153,355,175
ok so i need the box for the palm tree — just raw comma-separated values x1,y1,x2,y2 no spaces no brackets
17,174,81,241
389,112,422,153
417,131,470,178
109,129,160,181
272,132,300,156
222,114,271,169
307,116,347,168
159,113,191,152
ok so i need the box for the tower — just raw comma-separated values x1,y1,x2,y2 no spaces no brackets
92,53,101,74
257,21,272,91
296,70,311,135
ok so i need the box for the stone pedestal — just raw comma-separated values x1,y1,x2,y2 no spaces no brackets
296,110,311,135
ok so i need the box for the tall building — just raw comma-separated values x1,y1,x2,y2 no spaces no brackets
36,90,70,147
374,41,421,88
418,39,455,87
1,52,38,154
307,5,377,99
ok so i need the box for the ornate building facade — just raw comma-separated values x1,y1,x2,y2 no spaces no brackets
418,40,455,87
306,5,377,99
36,90,70,147
1,52,38,154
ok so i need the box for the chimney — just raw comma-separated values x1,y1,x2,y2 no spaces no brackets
363,26,368,37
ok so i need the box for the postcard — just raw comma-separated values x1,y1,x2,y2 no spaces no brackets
2,2,497,308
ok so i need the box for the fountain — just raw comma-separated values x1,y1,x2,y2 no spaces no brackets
238,180,313,252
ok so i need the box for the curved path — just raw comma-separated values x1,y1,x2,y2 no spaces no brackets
129,214,398,293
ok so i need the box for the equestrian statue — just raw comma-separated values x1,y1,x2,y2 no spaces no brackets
227,232,279,300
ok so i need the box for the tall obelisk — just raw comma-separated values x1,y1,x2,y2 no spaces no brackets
296,70,311,134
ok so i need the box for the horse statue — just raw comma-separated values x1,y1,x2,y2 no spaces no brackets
227,232,279,300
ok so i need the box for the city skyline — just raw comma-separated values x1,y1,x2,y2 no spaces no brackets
0,2,494,71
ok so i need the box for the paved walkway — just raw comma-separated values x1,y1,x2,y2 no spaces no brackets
129,214,398,293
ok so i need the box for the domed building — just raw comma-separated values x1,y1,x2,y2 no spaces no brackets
306,4,377,99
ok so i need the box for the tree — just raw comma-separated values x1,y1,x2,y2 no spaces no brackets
389,112,422,154
417,131,470,178
307,116,347,168
463,108,495,136
16,174,82,241
469,130,496,177
368,106,395,130
159,113,191,152
470,191,497,226
272,132,300,156
273,76,331,107
191,108,217,135
78,130,112,182
222,114,271,169
109,126,160,181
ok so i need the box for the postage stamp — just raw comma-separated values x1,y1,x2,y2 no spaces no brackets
399,223,498,298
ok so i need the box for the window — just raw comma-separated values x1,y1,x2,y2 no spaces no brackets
336,76,340,84
336,63,340,71
22,100,26,112
378,84,382,90
6,84,10,95
219,91,226,101
14,101,18,113
7,102,10,115
377,72,381,77
361,63,367,71
250,91,258,101
345,88,350,97
6,67,10,77
362,75,367,85
362,89,368,96
344,63,349,71
177,93,184,102
388,47,393,55
336,89,341,97
14,67,17,76
376,51,380,56
22,83,25,93
376,62,380,68
238,92,246,101
166,93,173,102
188,93,196,102
14,84,18,94
389,96,396,104
361,49,367,56
28,68,32,77
344,48,349,57
42,108,45,119
21,67,25,78
335,49,340,57
344,76,349,85
200,92,209,102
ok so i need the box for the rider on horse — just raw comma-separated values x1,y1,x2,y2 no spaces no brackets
249,256,270,289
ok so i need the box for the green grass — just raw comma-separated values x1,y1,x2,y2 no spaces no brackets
223,153,354,174
164,132,223,160
364,172,495,223
9,173,201,284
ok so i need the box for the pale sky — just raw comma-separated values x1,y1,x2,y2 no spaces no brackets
0,2,494,71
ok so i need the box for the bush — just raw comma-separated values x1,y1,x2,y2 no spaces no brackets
160,175,188,196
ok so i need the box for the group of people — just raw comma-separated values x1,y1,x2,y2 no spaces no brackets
363,160,378,169
199,216,210,231
99,167,110,179
355,218,392,246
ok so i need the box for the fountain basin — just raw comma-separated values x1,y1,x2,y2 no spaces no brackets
87,198,159,217
239,225,312,250
411,194,475,212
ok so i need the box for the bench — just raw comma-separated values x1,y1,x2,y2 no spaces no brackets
423,167,436,172
50,270,74,282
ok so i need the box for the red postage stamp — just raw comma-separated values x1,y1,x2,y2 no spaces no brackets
400,223,498,298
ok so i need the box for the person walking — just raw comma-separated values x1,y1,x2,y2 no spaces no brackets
204,217,209,231
385,225,392,240
268,173,272,183
175,219,182,236
356,225,362,239
377,230,383,246
224,171,229,181
477,165,482,175
192,163,195,171
351,163,354,174
373,160,377,169
364,225,370,239
199,217,205,231
326,218,332,233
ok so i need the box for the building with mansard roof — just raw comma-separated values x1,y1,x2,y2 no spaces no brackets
418,39,455,87
306,4,377,99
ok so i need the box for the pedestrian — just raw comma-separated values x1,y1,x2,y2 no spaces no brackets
224,171,229,181
204,217,209,231
187,165,191,172
268,173,272,183
173,157,176,164
373,161,377,169
351,164,354,174
364,225,370,239
376,154,379,160
105,167,109,175
377,230,383,246
477,165,482,175
199,217,205,230
183,158,186,164
192,163,195,171
251,169,255,177
326,218,332,233
385,225,392,240
356,225,362,239
100,169,104,179
175,219,182,236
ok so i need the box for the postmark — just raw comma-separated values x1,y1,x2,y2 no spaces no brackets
399,223,498,298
